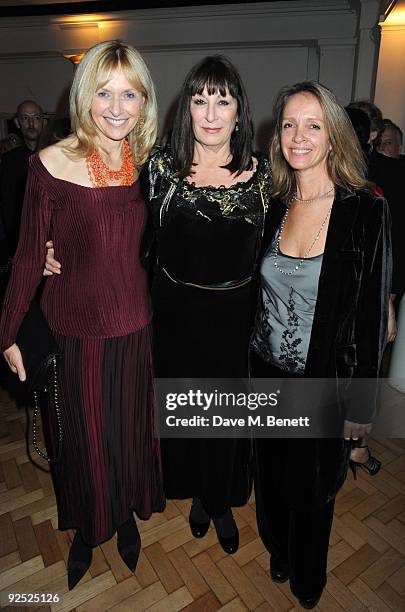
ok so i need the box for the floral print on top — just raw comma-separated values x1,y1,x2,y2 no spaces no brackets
251,227,323,374
146,145,271,227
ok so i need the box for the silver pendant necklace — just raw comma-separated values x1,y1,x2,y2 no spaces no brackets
274,205,332,276
290,185,334,204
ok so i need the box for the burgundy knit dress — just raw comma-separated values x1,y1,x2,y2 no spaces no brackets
0,154,165,546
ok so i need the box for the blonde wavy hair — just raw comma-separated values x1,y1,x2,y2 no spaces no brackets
270,81,370,200
67,40,157,167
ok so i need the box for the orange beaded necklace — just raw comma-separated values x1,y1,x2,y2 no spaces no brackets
86,139,135,187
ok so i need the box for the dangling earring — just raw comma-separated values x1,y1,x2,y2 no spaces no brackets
235,121,239,132
137,114,145,132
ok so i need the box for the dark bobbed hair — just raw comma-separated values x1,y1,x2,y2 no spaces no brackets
345,106,371,150
171,55,254,178
270,81,369,201
346,100,384,140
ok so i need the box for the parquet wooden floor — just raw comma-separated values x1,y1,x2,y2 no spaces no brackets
1,385,405,612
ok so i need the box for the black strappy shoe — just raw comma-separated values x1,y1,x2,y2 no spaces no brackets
349,444,381,479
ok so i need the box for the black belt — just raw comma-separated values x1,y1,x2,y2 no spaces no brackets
159,264,252,291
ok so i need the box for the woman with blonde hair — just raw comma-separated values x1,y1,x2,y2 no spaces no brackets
251,81,391,608
0,40,164,590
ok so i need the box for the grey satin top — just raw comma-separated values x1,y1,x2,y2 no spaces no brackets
252,228,323,374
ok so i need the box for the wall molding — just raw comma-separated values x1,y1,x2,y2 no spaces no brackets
0,1,353,29
380,24,405,32
0,2,357,60
0,51,65,61
0,40,321,62
0,0,371,135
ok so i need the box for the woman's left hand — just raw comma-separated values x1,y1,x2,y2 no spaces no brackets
43,240,61,276
343,419,372,440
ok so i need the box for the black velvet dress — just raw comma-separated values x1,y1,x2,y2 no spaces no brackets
146,147,270,517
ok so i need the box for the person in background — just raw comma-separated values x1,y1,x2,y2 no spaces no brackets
377,119,404,161
345,105,397,475
0,101,46,260
0,41,164,591
0,130,23,296
345,106,402,302
346,100,384,147
0,133,22,158
345,106,371,156
251,81,391,608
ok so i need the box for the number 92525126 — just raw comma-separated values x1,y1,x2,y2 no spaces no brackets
5,592,60,605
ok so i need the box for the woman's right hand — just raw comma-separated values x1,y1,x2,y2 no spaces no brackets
3,343,26,381
387,295,397,343
43,240,61,276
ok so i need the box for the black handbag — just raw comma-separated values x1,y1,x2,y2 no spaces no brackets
16,300,63,463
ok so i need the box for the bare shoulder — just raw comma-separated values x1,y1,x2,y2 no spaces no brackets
39,136,80,178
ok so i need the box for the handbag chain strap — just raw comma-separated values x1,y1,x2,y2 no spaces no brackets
32,356,63,463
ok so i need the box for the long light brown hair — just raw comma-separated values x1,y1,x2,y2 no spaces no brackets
270,81,370,200
67,40,157,167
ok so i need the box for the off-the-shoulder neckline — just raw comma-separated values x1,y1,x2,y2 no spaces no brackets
33,153,138,191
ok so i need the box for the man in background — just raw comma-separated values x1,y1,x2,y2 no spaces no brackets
0,100,46,398
0,100,46,260
377,119,404,162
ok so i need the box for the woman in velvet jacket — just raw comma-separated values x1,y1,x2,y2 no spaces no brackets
250,81,391,609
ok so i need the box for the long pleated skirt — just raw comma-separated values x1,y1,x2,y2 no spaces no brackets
43,324,165,546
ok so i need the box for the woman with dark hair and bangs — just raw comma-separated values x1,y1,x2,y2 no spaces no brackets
145,55,271,552
171,56,254,179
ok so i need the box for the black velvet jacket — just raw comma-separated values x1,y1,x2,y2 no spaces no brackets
260,186,391,420
255,187,392,506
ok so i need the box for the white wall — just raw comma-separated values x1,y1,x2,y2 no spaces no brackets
375,0,405,142
0,1,382,149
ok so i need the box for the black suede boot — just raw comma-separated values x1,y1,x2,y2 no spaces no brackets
67,531,93,590
117,514,141,572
